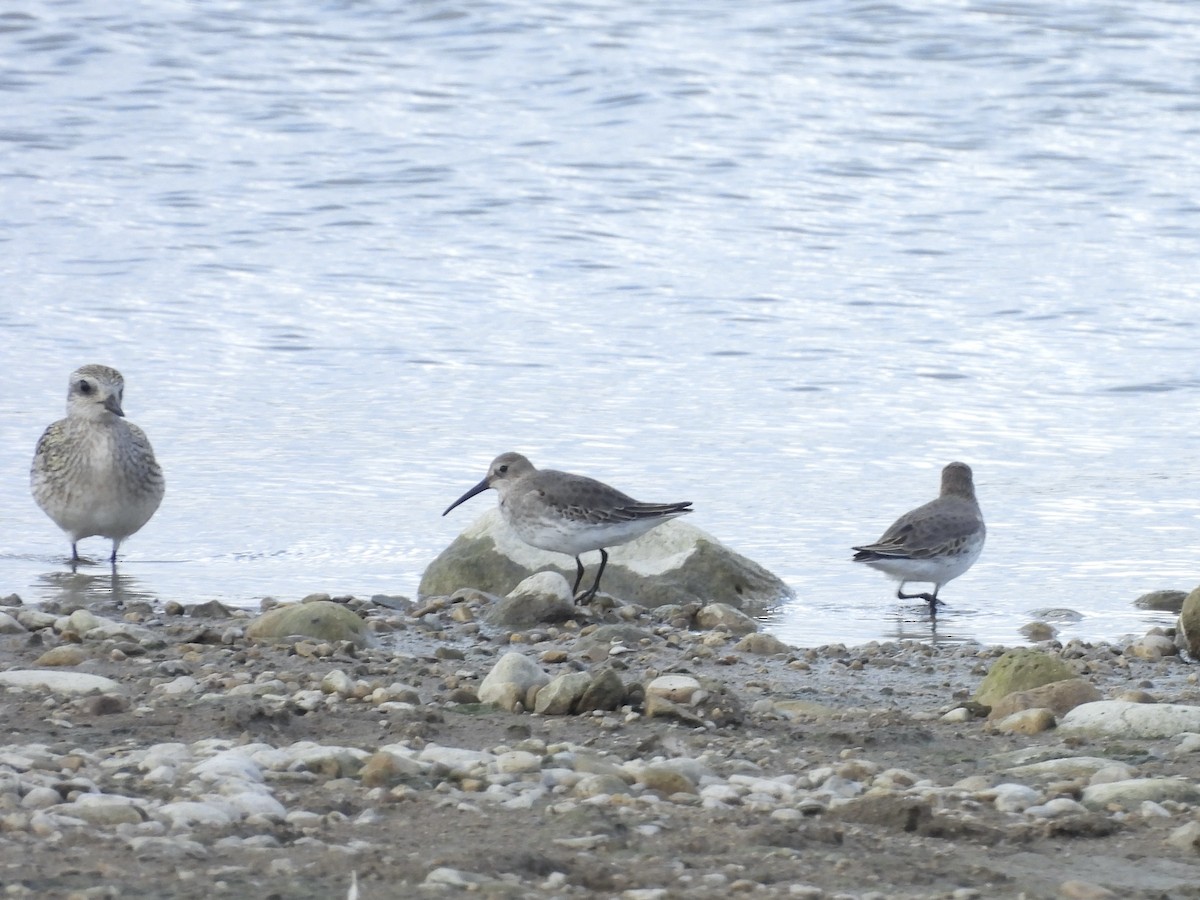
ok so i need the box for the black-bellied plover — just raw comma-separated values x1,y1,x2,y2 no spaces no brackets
443,452,692,603
851,461,984,615
31,365,165,564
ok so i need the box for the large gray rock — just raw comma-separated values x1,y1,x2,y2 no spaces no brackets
421,509,791,610
1059,700,1200,738
1134,589,1187,612
1179,586,1200,659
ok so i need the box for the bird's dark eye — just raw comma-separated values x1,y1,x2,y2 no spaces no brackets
77,380,93,395
497,465,509,475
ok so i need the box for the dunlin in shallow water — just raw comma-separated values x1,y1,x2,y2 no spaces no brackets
443,452,692,603
31,365,165,564
852,461,984,615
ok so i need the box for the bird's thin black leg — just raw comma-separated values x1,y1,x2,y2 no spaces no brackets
572,557,586,597
578,548,609,604
897,584,940,605
71,543,80,562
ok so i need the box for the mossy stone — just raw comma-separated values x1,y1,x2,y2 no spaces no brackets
245,600,367,646
973,648,1076,707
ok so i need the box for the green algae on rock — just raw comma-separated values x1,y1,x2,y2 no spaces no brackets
973,648,1076,708
245,600,368,647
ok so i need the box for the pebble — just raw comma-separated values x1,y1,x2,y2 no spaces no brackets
33,646,85,667
1167,820,1200,852
991,783,1041,813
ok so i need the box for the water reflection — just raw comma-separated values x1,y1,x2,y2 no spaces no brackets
34,565,158,611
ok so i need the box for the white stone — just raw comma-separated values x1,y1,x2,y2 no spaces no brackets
699,783,742,805
286,810,322,830
1081,778,1200,810
139,743,191,771
1059,701,1200,739
695,602,757,634
477,653,549,711
1175,733,1200,755
31,809,83,834
418,745,495,776
1167,820,1200,852
126,835,208,858
287,743,368,775
1125,633,1178,659
156,800,237,829
63,609,103,634
492,751,542,775
1024,797,1088,818
645,675,702,704
992,783,1041,813
223,790,286,820
191,751,263,784
15,609,57,630
507,571,574,604
142,765,177,785
20,786,62,809
1005,757,1134,781
0,612,25,634
729,774,795,800
635,756,711,785
154,676,198,696
87,620,154,642
770,807,804,822
321,669,354,696
248,747,298,771
813,774,862,799
0,670,121,694
1089,764,1139,785
941,707,972,723
423,867,490,888
56,794,145,827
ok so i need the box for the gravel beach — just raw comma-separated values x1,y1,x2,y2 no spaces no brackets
1,584,1198,900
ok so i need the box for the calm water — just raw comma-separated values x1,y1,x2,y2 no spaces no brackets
2,0,1198,647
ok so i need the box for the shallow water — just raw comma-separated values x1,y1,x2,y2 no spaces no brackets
2,0,1197,647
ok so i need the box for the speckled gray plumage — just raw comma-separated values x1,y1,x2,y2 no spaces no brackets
852,461,985,611
443,452,691,602
31,365,165,563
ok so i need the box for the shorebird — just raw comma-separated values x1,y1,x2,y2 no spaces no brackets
31,365,165,564
851,461,984,615
443,452,692,603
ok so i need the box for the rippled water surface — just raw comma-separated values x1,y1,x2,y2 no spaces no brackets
2,1,1198,647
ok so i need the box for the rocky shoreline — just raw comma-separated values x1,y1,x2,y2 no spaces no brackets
1,579,1199,900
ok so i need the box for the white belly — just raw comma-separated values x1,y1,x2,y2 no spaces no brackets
862,539,983,587
511,514,673,557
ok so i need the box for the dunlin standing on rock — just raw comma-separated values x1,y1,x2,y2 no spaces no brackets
442,452,693,603
31,365,165,564
851,461,985,616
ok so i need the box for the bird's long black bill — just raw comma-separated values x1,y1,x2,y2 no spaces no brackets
442,477,491,516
